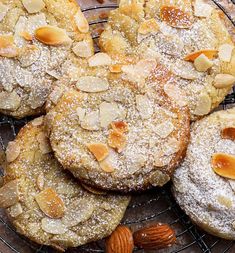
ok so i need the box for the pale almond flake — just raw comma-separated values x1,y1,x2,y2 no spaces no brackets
218,44,234,62
99,160,115,173
88,53,112,67
76,107,86,122
213,74,235,89
41,218,67,235
194,0,213,18
138,19,159,35
74,9,89,33
36,172,44,191
32,116,44,127
154,121,174,138
62,199,94,227
76,76,109,93
194,93,211,116
0,180,19,208
72,40,93,58
35,26,72,46
99,102,120,128
163,138,180,155
194,54,213,72
18,45,41,67
22,0,45,14
6,141,21,163
136,95,153,120
8,203,23,218
46,70,61,80
0,3,9,22
0,91,21,110
36,132,52,154
81,110,100,131
164,83,188,107
48,86,64,104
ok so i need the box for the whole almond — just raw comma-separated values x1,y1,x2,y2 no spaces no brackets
133,223,176,250
106,225,134,253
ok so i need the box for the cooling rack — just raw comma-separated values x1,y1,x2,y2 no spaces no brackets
0,0,235,252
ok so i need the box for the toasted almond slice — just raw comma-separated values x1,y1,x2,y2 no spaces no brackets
194,54,213,72
108,130,127,153
211,153,235,179
62,199,94,227
35,188,65,218
35,26,71,46
87,143,109,162
184,49,217,61
221,127,235,141
41,218,67,235
88,53,112,67
8,203,23,218
36,132,52,154
81,110,100,131
138,18,159,35
99,160,115,173
218,44,234,62
72,40,93,58
76,76,109,93
74,9,89,33
0,180,19,208
213,74,235,89
22,0,45,14
194,0,213,18
36,172,44,191
0,35,18,58
111,121,128,133
136,95,153,120
0,91,21,110
81,182,107,195
109,64,123,73
160,6,193,29
6,141,21,163
0,3,8,22
194,93,211,116
99,102,120,128
154,121,174,138
20,31,33,41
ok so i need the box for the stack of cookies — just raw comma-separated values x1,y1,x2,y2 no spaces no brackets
0,0,234,251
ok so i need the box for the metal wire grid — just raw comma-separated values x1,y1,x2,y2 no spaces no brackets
0,1,234,252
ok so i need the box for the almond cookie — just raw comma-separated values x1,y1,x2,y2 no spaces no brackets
99,0,235,120
0,117,130,251
45,56,190,192
172,108,235,239
0,0,93,118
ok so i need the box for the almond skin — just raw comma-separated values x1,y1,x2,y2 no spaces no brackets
133,223,176,250
106,225,134,253
221,127,235,141
184,49,217,61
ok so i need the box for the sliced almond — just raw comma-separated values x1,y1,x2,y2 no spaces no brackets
111,121,128,133
18,45,41,67
62,199,94,227
194,0,213,18
36,172,44,191
36,132,52,154
109,64,123,73
108,130,127,153
74,9,89,33
160,6,193,29
35,26,71,46
48,86,64,104
8,203,23,218
138,18,159,35
88,53,112,67
211,153,235,179
81,183,107,195
32,116,44,127
0,180,19,208
76,107,86,122
80,110,100,131
194,54,213,72
76,76,109,93
35,188,65,218
194,93,211,116
0,91,21,110
99,160,115,173
221,127,235,141
99,102,120,128
184,49,217,61
0,35,18,58
20,31,33,41
41,218,67,235
6,141,21,163
22,0,45,14
72,40,93,58
154,121,174,138
0,3,8,22
213,74,235,89
87,143,109,162
218,44,234,62
136,95,153,120
163,137,180,155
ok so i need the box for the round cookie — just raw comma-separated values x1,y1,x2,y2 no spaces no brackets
45,57,190,192
172,108,235,240
0,117,130,250
99,0,235,120
0,0,93,118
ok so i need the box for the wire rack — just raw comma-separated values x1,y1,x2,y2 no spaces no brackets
0,1,235,252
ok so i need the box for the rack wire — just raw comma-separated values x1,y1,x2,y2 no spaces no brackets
0,1,235,252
